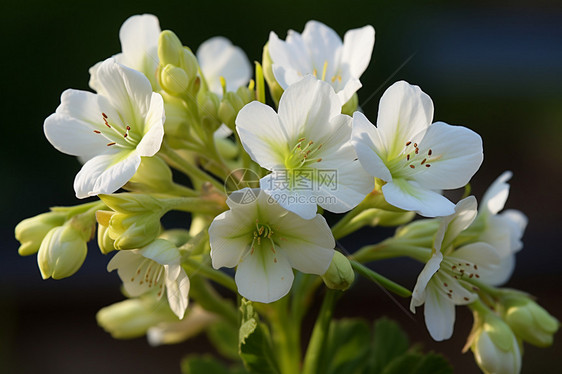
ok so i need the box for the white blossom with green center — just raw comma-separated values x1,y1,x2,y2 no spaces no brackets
44,58,165,198
410,197,500,341
268,20,375,105
352,81,484,217
209,189,335,303
236,77,373,219
107,239,189,319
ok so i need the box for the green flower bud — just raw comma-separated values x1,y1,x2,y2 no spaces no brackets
341,93,358,116
180,47,199,82
321,251,354,291
158,30,183,66
160,64,189,95
159,229,191,247
97,295,178,339
236,85,255,105
161,92,189,140
126,156,175,193
215,136,239,160
37,224,88,279
262,42,284,105
468,303,521,374
97,223,115,255
218,99,237,130
502,295,559,347
15,210,67,256
99,194,167,250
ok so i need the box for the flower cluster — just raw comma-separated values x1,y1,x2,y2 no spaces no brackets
15,14,557,374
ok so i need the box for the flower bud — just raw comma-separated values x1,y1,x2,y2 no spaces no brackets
15,210,67,256
160,64,189,95
97,295,178,339
126,156,175,193
214,136,239,160
37,224,88,279
158,30,183,66
261,43,284,105
502,295,559,347
469,308,521,374
218,99,237,130
180,47,199,82
159,229,191,247
321,251,354,291
98,194,166,250
161,92,189,140
97,223,115,255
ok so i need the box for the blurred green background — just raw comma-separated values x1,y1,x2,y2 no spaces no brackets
1,0,561,373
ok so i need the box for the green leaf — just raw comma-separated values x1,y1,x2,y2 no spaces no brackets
207,320,240,361
238,299,280,374
381,352,453,374
181,355,249,374
318,319,371,374
369,317,409,373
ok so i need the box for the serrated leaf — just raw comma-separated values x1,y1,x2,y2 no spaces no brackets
381,352,453,374
181,355,249,374
207,320,241,361
238,299,280,374
318,318,371,374
369,317,410,374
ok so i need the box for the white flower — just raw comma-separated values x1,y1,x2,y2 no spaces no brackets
209,189,335,303
410,197,500,341
107,239,190,319
473,171,527,286
352,81,483,217
197,36,252,98
268,20,375,105
236,76,374,219
44,58,165,198
90,14,161,90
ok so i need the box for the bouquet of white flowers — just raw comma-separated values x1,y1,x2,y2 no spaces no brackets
15,14,558,374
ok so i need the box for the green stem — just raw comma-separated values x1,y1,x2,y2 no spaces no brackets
350,260,411,298
160,144,225,192
331,204,365,240
269,296,301,374
302,290,338,374
352,241,431,263
182,258,237,293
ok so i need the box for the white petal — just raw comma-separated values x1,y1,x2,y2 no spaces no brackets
382,179,455,217
376,81,434,158
235,246,294,303
340,25,375,78
138,239,180,266
107,250,153,297
74,151,141,198
412,122,483,190
450,242,500,268
165,267,190,319
411,251,443,311
336,78,362,105
119,14,161,81
268,31,311,88
301,21,342,74
277,77,341,140
275,214,334,274
260,174,317,220
423,285,455,341
351,111,392,181
236,101,288,169
209,210,254,269
481,171,512,215
136,92,164,156
501,209,527,252
436,196,478,252
95,59,154,128
197,36,252,96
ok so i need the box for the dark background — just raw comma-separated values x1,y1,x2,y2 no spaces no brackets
1,0,561,373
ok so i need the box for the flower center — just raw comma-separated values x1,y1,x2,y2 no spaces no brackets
312,60,342,85
248,220,281,263
93,112,139,149
284,137,323,170
389,140,440,178
129,258,165,297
